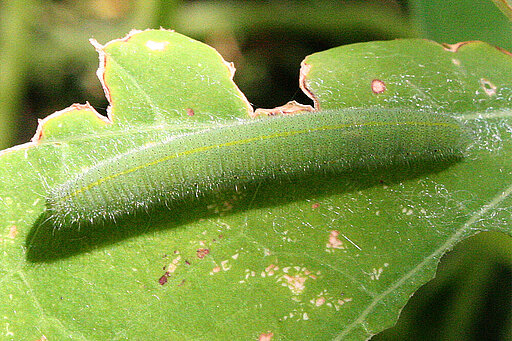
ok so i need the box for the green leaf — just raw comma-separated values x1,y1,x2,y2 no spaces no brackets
409,0,512,51
491,0,512,21
1,29,511,340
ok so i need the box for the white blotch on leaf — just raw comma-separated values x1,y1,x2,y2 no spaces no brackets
210,260,231,275
366,263,389,280
221,260,231,271
310,290,353,311
145,40,169,51
5,323,14,337
166,255,181,274
401,206,414,215
338,297,353,306
278,267,317,295
242,269,257,282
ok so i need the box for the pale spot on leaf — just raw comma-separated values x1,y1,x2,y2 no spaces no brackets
366,267,385,280
279,273,307,295
220,260,231,271
166,255,181,274
146,40,169,51
338,297,353,305
480,78,496,96
371,79,386,94
264,264,278,276
326,230,346,252
7,225,17,239
259,332,274,341
314,297,325,306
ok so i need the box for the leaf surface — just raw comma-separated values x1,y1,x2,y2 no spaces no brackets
1,30,511,340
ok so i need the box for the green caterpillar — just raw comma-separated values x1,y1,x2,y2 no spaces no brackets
46,108,470,226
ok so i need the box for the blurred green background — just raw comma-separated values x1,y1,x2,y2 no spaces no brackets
1,0,510,339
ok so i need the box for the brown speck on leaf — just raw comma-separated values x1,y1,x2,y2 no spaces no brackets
197,248,210,259
186,108,195,116
159,273,169,285
178,279,186,287
185,260,191,265
371,79,386,94
259,332,274,341
311,203,320,209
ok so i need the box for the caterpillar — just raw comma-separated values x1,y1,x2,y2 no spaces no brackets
45,108,470,227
